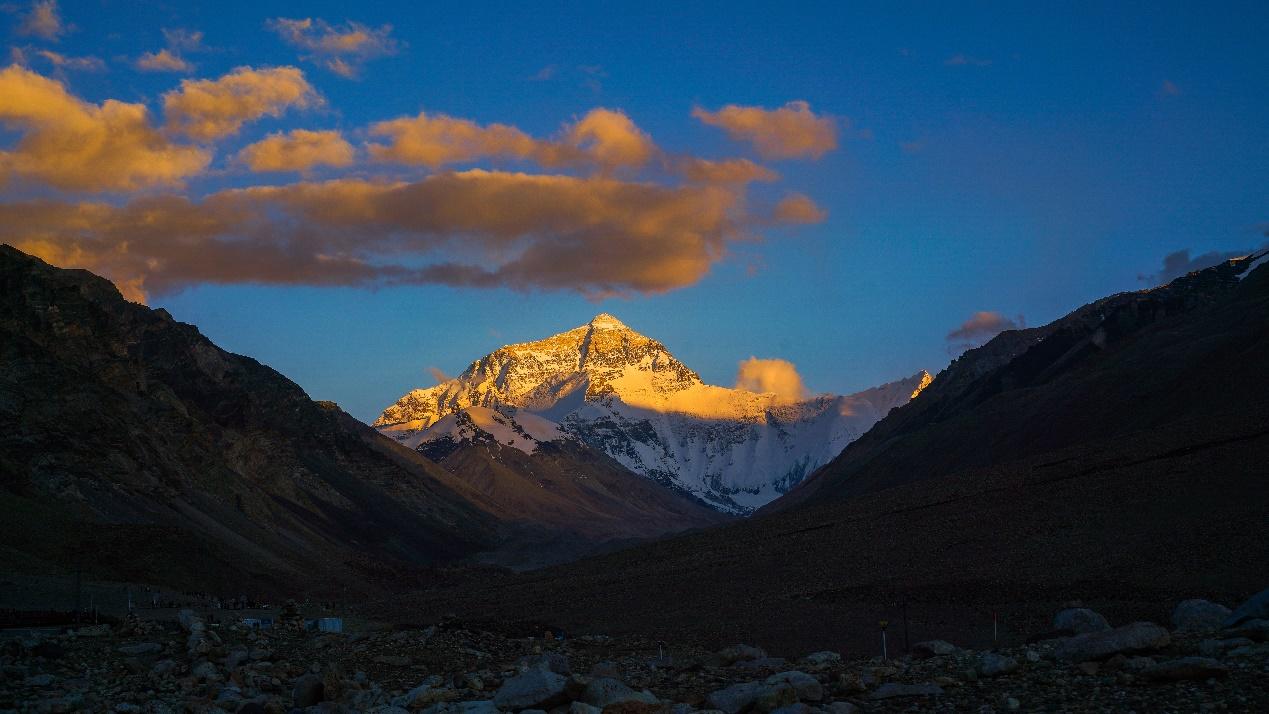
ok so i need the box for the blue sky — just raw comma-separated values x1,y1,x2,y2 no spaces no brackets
3,1,1267,421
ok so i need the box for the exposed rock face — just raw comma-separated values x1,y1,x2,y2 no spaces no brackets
376,313,927,513
0,244,497,596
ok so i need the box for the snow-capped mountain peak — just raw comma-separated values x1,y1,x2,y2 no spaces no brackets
376,314,927,513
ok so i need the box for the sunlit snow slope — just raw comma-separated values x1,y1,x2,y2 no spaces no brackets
376,314,929,513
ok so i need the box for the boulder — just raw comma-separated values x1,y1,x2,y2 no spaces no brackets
569,703,603,714
1223,618,1269,642
705,681,764,714
190,661,221,683
767,705,811,714
764,672,822,702
519,652,571,675
977,653,1018,677
1053,608,1110,634
1141,657,1228,682
1052,622,1171,662
1171,599,1232,632
1199,637,1253,657
581,678,658,708
293,674,325,708
493,667,569,710
824,704,860,714
1224,587,1269,627
911,640,958,659
868,683,944,699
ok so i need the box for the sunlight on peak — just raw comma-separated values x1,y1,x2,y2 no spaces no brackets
588,313,628,330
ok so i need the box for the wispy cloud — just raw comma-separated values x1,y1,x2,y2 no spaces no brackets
947,311,1025,353
267,17,399,79
17,0,63,41
945,53,992,67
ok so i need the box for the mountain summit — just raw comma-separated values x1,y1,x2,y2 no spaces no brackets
376,314,928,512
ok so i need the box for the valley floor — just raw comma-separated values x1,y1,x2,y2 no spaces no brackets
1,604,1266,713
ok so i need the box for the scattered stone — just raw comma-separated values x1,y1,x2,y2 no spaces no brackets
118,642,162,655
519,651,571,674
421,702,499,714
374,654,412,666
1076,662,1100,676
570,703,603,714
1223,618,1269,642
190,660,220,682
1225,586,1269,627
869,682,944,699
1173,599,1233,632
1053,608,1111,634
1141,657,1228,682
1052,622,1171,662
706,681,765,714
717,645,767,665
581,677,658,708
799,651,841,668
764,671,822,701
735,657,786,671
493,666,569,710
911,640,958,659
1199,637,1253,657
978,653,1018,677
825,703,860,714
1005,696,1020,710
24,673,55,687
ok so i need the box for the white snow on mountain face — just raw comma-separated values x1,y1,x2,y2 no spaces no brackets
375,313,929,513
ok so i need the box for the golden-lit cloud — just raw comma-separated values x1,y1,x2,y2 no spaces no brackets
17,0,63,41
734,357,808,403
267,17,399,78
562,108,655,169
0,64,210,191
162,66,319,141
370,107,658,172
136,49,192,72
236,129,355,172
3,170,747,300
692,100,838,160
677,157,778,185
773,193,827,224
368,112,540,168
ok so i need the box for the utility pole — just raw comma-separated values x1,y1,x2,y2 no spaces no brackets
879,620,889,661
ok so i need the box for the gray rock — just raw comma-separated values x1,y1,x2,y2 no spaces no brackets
1225,586,1269,627
493,667,569,710
569,703,603,714
25,673,55,687
420,702,499,714
869,683,943,699
1052,622,1171,662
118,642,162,655
1053,608,1110,634
581,678,658,708
911,640,958,659
1228,642,1269,657
1223,618,1269,642
735,657,786,671
977,653,1018,677
177,609,203,633
190,661,221,682
764,671,822,702
151,659,176,676
706,681,765,714
225,647,249,670
825,704,860,714
1199,637,1253,657
1141,657,1228,681
767,705,811,714
1172,599,1232,632
718,645,767,664
293,673,325,708
799,651,840,669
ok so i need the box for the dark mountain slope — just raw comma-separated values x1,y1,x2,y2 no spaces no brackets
0,244,502,597
774,250,1269,507
377,255,1269,655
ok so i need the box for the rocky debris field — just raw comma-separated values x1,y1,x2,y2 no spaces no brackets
1,592,1267,714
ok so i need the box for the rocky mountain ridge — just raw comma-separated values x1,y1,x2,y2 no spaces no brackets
376,314,928,513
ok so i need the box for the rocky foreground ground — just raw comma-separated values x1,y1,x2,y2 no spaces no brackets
1,593,1267,713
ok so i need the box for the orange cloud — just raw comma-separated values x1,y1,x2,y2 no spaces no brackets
773,193,827,224
0,65,210,191
267,17,399,78
236,129,355,172
136,49,192,73
33,49,103,72
692,100,838,160
679,157,778,185
3,170,745,300
368,112,540,168
562,108,655,169
734,357,808,404
163,66,318,141
18,1,63,41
